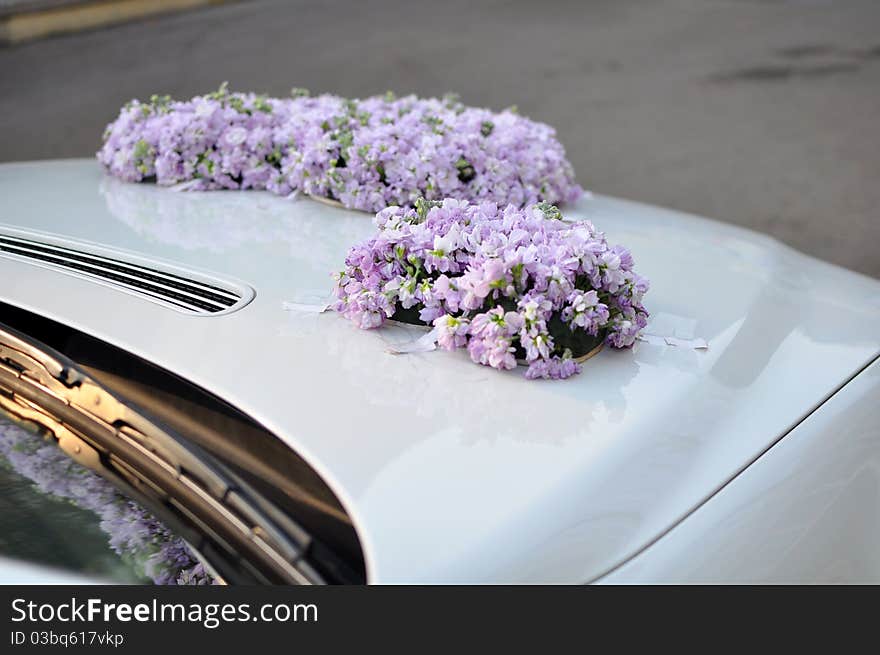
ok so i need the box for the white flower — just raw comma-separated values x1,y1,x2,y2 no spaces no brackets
194,100,215,119
112,150,129,169
224,126,248,146
432,225,460,255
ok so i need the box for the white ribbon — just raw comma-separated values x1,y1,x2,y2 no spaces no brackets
168,180,203,192
386,327,440,355
282,293,333,313
636,312,709,350
637,333,709,350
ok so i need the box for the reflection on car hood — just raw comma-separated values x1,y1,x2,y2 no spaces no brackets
1,159,879,582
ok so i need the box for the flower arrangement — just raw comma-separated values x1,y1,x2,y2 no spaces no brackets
0,419,214,585
333,199,649,379
98,84,582,212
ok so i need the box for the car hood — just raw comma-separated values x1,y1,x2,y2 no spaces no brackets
2,159,879,583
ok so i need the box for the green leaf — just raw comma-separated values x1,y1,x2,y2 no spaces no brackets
535,201,562,221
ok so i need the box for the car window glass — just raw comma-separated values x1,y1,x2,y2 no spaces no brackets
0,412,216,585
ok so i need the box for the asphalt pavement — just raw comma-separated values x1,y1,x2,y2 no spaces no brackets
1,0,878,277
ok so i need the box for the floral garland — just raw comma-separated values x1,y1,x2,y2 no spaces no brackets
333,199,649,379
0,419,214,585
98,85,582,212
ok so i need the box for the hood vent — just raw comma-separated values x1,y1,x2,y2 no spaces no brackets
0,233,252,315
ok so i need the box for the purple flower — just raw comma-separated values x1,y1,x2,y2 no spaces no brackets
434,314,470,350
525,356,583,380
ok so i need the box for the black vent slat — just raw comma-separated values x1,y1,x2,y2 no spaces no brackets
0,234,246,315
1,246,221,312
0,237,237,304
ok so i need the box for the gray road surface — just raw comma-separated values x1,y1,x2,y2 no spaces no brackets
1,0,878,277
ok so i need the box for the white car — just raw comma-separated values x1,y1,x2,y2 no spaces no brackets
0,158,878,584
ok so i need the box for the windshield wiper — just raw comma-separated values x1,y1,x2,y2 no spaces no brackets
0,321,324,584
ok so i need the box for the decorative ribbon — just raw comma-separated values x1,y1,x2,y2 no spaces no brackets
282,297,332,313
637,333,709,350
386,327,440,355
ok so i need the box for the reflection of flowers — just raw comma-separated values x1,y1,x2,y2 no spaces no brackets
99,175,297,253
0,419,214,585
315,315,639,446
97,85,582,212
100,175,377,282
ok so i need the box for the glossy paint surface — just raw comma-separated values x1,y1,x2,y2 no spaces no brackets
601,358,880,583
1,160,879,582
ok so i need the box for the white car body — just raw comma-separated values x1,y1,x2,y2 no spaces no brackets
2,159,878,583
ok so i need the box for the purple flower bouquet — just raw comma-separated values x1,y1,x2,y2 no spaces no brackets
98,85,583,212
333,199,649,379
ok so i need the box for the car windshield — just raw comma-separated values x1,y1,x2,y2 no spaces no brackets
0,412,216,585
0,303,366,584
